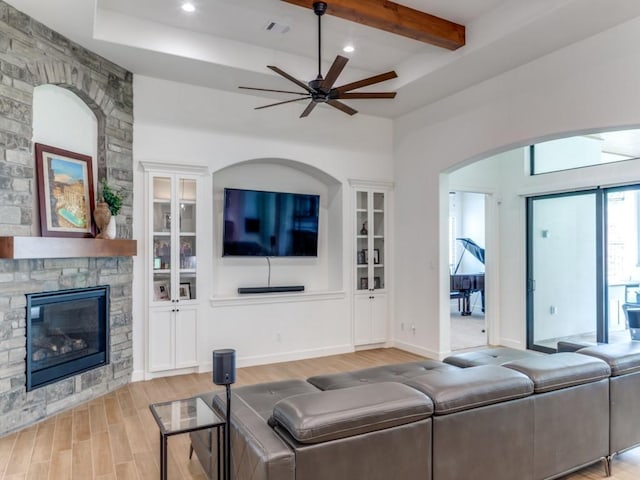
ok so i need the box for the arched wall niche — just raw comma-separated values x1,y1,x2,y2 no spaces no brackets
25,58,134,237
32,84,98,228
212,158,343,295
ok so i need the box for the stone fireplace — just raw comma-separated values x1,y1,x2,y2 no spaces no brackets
0,1,134,435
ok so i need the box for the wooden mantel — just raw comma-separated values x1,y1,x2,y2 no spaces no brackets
0,236,137,259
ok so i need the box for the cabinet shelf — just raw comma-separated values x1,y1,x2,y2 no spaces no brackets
0,236,137,259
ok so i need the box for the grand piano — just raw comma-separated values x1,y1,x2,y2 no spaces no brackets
450,238,485,316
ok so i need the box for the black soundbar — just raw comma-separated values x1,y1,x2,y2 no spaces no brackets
237,285,305,294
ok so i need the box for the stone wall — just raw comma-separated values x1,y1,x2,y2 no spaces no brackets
0,1,134,435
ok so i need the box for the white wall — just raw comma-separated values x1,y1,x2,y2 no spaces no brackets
394,15,640,358
132,76,393,375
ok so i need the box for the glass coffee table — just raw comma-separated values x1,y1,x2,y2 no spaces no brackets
149,396,225,480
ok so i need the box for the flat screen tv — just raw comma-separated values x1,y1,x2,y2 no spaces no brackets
222,188,320,257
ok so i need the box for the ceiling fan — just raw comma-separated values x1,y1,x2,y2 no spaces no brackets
239,1,397,118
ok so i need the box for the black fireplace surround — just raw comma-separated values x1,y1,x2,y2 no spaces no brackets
26,286,110,391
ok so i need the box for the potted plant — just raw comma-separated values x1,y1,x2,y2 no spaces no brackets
99,179,123,238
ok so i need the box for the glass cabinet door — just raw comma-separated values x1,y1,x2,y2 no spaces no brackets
152,176,172,303
178,178,197,301
372,192,385,290
151,175,198,303
356,191,369,291
355,190,386,292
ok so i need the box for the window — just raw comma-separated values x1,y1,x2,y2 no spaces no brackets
530,130,639,175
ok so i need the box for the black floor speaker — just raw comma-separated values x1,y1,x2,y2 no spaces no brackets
213,349,236,385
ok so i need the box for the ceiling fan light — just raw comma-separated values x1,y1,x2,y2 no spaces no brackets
181,2,196,13
343,45,355,53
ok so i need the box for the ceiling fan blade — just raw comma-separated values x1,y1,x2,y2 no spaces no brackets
300,101,318,118
255,96,311,110
321,56,349,90
268,66,315,93
337,92,397,99
335,71,398,93
239,86,310,95
327,100,357,116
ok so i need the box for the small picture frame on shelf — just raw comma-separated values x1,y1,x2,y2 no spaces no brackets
179,283,191,300
357,250,366,265
360,277,368,290
373,249,380,264
364,249,369,263
374,277,381,289
153,280,170,301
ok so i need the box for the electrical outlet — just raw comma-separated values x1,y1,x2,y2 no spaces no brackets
550,306,557,315
411,324,416,334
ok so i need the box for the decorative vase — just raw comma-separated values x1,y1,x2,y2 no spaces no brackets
105,215,116,239
94,201,112,239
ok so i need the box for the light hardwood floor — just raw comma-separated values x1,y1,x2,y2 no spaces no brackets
1,348,639,479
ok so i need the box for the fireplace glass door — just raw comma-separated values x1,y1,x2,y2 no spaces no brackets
26,286,109,390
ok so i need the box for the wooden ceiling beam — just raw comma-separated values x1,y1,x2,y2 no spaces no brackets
281,0,465,50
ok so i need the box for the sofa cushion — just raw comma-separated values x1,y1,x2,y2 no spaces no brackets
557,340,599,352
307,360,459,390
443,347,544,368
216,379,320,421
271,382,433,444
405,365,534,415
502,352,611,393
578,341,640,376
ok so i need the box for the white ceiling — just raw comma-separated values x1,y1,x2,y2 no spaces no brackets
6,0,640,118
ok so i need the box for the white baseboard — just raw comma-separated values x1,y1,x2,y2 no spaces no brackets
130,370,145,382
141,366,199,380
199,344,355,372
391,340,444,360
499,338,525,350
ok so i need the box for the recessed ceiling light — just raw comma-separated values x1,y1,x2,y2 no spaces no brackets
181,2,196,13
343,45,355,53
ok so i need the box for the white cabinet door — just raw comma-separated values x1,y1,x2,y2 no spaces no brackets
354,293,388,345
175,307,198,368
354,294,372,345
370,294,388,344
149,308,174,372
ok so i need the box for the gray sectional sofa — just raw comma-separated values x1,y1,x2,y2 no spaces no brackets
190,344,640,480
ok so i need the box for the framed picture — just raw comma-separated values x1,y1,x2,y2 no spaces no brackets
373,249,380,264
357,250,366,265
374,277,381,289
35,143,95,237
179,283,192,300
363,249,369,263
360,277,368,290
153,280,170,301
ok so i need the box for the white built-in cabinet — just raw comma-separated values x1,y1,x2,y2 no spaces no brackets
142,162,207,373
350,181,392,346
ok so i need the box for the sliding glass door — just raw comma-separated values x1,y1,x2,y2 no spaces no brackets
527,191,602,352
528,185,640,351
606,187,640,342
